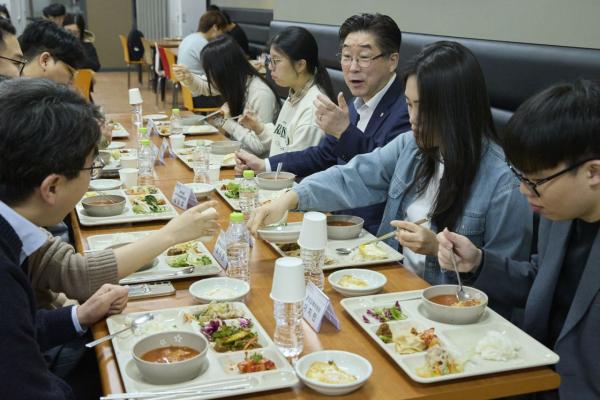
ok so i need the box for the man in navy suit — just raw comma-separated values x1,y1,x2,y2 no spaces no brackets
0,79,129,399
236,13,410,233
438,80,600,399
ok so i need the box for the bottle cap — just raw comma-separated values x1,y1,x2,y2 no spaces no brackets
138,127,147,133
139,139,150,145
172,108,180,113
230,212,244,223
243,170,255,179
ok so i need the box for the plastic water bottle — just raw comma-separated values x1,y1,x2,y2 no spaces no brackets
239,170,258,219
271,257,305,358
301,247,325,290
131,103,142,131
169,108,183,135
192,142,210,183
226,212,250,284
137,127,148,152
137,139,155,186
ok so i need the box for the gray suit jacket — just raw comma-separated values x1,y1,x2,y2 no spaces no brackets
476,218,600,399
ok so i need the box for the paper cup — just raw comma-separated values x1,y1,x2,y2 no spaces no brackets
169,134,185,150
119,168,138,188
207,164,221,183
270,257,305,303
297,211,327,251
128,88,143,105
120,156,138,168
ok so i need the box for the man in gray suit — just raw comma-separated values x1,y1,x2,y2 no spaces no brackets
437,79,600,399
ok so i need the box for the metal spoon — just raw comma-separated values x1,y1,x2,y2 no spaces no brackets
449,250,472,302
85,313,154,348
335,218,429,255
275,162,283,180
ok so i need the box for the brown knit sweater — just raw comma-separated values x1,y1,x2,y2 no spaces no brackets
28,231,118,309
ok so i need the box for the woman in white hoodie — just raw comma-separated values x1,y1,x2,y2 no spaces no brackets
174,35,280,157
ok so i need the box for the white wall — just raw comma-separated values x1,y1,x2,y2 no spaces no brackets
273,0,599,49
5,0,29,34
167,0,206,37
211,0,273,9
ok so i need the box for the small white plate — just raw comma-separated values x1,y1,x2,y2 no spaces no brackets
89,179,122,191
328,269,387,297
143,113,168,121
107,141,126,150
295,350,372,396
184,125,218,135
189,277,250,303
184,139,213,148
183,183,214,199
257,222,301,244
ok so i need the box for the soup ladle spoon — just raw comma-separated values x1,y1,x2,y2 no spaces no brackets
449,250,472,303
85,313,154,348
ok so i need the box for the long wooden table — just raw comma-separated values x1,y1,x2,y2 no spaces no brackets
74,113,560,399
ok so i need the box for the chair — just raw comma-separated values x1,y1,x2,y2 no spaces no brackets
181,85,220,114
119,34,144,88
157,46,182,108
140,37,155,90
73,69,95,101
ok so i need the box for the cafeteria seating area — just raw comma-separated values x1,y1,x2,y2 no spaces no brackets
1,1,600,400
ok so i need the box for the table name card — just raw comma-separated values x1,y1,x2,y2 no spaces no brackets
303,282,341,332
213,230,229,270
146,118,160,137
158,138,170,164
170,182,198,210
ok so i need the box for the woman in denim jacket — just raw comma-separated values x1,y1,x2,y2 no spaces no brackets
249,41,532,286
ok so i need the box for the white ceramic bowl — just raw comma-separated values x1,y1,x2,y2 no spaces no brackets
89,179,122,191
421,284,488,324
184,183,214,200
211,140,241,155
132,331,209,384
256,172,296,190
295,350,372,396
185,139,213,148
106,141,125,150
257,222,302,244
326,215,364,240
189,277,250,303
328,269,387,297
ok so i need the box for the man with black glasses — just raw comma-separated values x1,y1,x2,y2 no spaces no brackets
0,18,26,79
437,79,600,399
0,79,129,399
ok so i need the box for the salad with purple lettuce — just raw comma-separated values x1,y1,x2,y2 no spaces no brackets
201,318,260,352
362,301,407,323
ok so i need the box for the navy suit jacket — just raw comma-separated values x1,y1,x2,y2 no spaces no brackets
0,215,77,399
268,75,411,233
476,218,600,399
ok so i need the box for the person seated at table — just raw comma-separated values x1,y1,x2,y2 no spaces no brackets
207,5,251,57
437,79,600,400
0,18,26,81
173,36,280,157
233,26,334,158
248,41,531,287
0,78,130,400
235,13,410,233
19,19,84,85
43,3,66,26
63,13,100,71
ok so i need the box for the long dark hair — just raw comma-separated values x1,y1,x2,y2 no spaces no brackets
403,41,497,231
269,26,334,100
201,35,280,117
63,13,86,42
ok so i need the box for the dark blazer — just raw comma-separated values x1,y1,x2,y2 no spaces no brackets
268,75,411,233
476,218,600,399
0,215,77,399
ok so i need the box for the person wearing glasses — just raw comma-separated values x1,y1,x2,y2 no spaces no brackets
0,78,129,400
235,13,410,234
437,79,600,399
248,42,531,291
0,18,27,80
19,20,82,85
236,26,334,157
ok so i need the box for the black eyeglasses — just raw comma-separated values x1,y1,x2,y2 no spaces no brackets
0,55,28,75
507,158,594,197
81,156,105,180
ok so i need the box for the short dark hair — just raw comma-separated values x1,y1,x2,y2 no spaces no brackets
0,17,16,50
503,79,600,174
63,13,86,41
197,11,227,33
0,78,101,205
19,19,84,68
339,13,402,55
42,3,66,18
0,5,11,21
